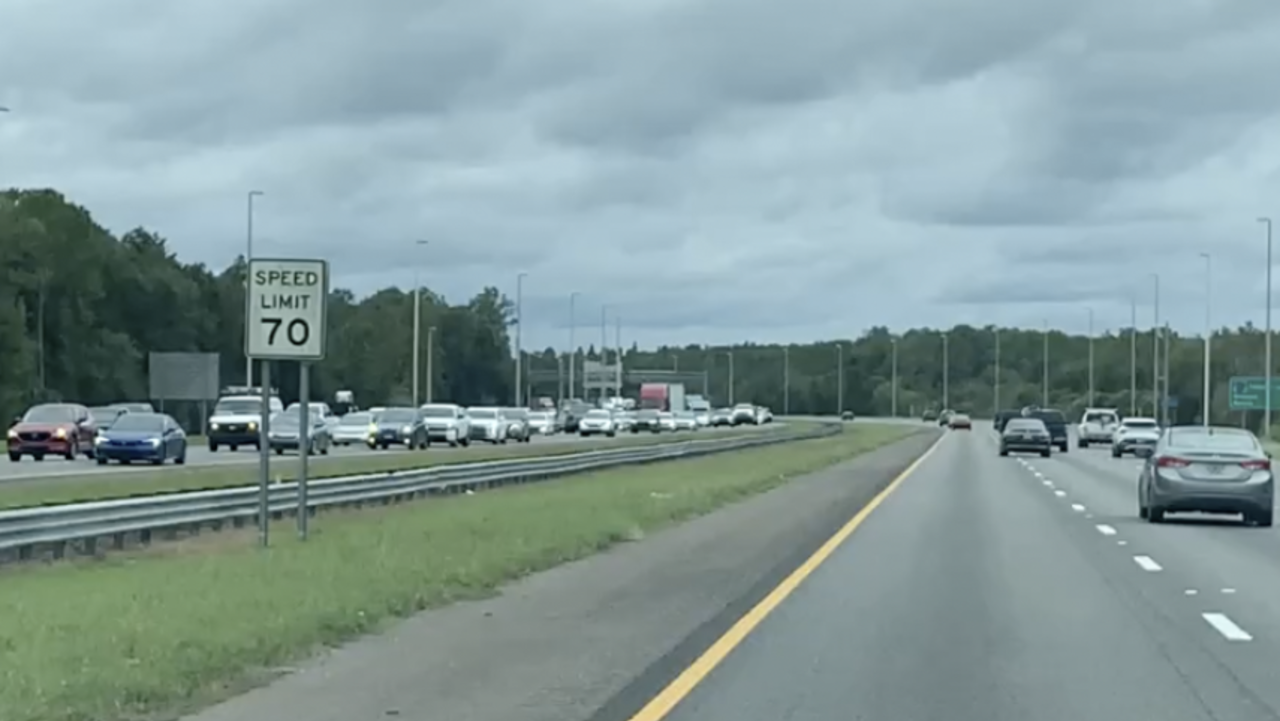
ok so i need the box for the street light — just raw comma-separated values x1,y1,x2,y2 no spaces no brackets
567,292,579,402
836,343,845,414
1087,307,1095,407
1200,252,1212,426
1151,273,1161,418
890,338,899,418
514,272,527,406
411,240,429,406
941,332,949,410
1042,320,1050,407
1261,218,1274,439
726,350,735,405
244,190,264,386
993,327,1001,414
1129,294,1137,417
426,326,437,403
783,346,791,415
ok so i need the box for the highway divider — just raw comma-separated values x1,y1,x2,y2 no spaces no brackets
0,421,841,563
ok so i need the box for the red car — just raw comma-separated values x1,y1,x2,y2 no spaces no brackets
948,414,972,430
7,403,97,461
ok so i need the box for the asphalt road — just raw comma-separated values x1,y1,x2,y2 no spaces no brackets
644,423,1280,721
0,423,786,483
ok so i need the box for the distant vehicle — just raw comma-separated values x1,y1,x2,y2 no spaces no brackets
1139,426,1272,527
1025,408,1069,452
993,409,1022,433
504,408,532,443
285,401,338,434
367,408,429,450
710,408,733,427
841,410,855,421
89,405,128,432
208,394,284,452
949,413,972,430
332,411,373,446
1112,417,1161,458
754,406,774,424
94,412,187,465
8,403,97,461
922,410,938,422
674,411,699,431
419,404,471,447
560,400,593,434
333,389,358,416
639,383,686,412
109,402,154,414
999,418,1051,458
1077,408,1120,448
937,410,953,427
526,411,556,435
659,411,677,432
467,407,509,444
731,404,757,426
269,411,333,455
578,409,617,437
631,409,662,433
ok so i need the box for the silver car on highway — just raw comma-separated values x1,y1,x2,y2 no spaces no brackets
1138,425,1274,527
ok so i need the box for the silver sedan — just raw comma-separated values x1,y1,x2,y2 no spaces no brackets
1138,425,1274,527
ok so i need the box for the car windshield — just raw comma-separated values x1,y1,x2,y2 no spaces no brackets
529,412,550,421
90,407,125,424
1170,430,1258,451
1007,420,1045,432
507,409,529,420
1085,412,1116,423
1123,420,1158,430
338,413,372,426
586,410,610,418
22,405,77,423
110,414,166,433
215,399,263,415
273,413,300,428
1035,410,1066,423
420,406,457,418
376,410,416,423
469,409,496,419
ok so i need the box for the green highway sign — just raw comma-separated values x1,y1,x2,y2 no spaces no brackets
1229,377,1280,411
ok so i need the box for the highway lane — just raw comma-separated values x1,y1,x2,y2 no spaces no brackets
0,424,783,483
640,426,1280,721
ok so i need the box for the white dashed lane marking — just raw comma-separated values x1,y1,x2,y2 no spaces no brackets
1054,490,1067,497
1070,503,1086,512
1133,555,1163,572
1202,612,1253,642
1095,524,1117,536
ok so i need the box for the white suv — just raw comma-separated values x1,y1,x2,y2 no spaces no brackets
420,403,471,447
1077,408,1120,448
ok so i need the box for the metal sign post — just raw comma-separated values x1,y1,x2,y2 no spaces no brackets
245,258,330,547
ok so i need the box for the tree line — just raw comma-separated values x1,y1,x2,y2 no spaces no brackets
1,188,1270,431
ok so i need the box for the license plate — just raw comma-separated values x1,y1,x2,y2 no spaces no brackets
1205,463,1227,474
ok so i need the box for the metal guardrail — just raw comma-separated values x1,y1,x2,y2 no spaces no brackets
0,423,841,562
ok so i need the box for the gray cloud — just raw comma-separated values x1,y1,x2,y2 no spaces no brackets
3,0,1280,352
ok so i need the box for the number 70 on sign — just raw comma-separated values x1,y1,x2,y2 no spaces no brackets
245,258,330,361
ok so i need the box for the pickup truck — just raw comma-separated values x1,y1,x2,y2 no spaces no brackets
1077,408,1119,448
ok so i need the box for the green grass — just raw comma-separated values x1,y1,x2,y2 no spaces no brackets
0,423,917,721
0,426,796,510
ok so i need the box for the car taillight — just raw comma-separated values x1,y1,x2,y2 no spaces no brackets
1156,456,1191,468
1241,459,1271,471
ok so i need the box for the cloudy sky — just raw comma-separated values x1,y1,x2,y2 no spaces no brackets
3,0,1280,351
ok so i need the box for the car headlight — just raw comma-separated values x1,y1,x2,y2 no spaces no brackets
6,429,15,439
210,422,220,431
247,421,257,431
368,424,378,434
54,427,67,438
94,436,106,445
148,438,161,447
402,425,412,435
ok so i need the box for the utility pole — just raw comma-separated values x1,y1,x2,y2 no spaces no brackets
942,333,950,410
1087,308,1095,407
568,292,579,402
993,329,1001,415
1130,295,1137,416
410,240,429,407
614,316,622,400
426,326,436,403
891,338,899,418
244,190,264,386
727,351,735,405
836,343,845,414
514,272,526,407
1163,322,1172,426
1152,273,1161,418
1200,253,1212,425
1262,218,1275,439
783,346,790,415
599,305,608,403
1042,320,1050,407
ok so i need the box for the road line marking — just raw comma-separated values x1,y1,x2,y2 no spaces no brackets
1186,589,1199,595
1133,555,1162,572
1071,503,1085,512
1203,613,1253,641
1096,524,1117,535
1117,540,1128,546
1054,490,1066,497
1033,471,1044,479
1042,480,1053,487
1222,588,1236,594
620,430,946,721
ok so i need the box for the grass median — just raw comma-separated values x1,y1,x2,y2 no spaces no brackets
0,426,791,510
0,422,919,721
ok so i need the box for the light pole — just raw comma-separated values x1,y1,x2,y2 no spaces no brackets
836,343,845,414
1151,274,1161,418
568,292,579,402
993,328,1001,415
1200,252,1212,426
614,315,622,400
1087,307,1095,407
426,326,437,403
1042,320,1050,407
600,305,609,402
410,240,429,406
1130,295,1137,416
1262,218,1274,438
514,272,527,406
727,351,735,405
783,346,790,415
244,190,264,386
891,338,899,418
942,333,949,410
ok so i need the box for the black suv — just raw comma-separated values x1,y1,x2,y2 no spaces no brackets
631,409,662,433
1027,408,1069,452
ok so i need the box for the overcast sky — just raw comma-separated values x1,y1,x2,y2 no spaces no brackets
3,0,1280,352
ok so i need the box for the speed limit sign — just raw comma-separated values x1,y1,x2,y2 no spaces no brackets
245,258,329,361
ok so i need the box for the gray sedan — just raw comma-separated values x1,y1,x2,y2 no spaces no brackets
1138,425,1273,527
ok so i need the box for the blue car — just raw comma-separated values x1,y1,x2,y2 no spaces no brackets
94,412,188,465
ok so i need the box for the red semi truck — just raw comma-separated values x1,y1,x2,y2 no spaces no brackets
638,383,686,411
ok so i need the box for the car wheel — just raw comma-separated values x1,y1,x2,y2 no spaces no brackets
209,443,219,452
1138,503,1149,519
229,444,238,452
65,440,78,461
7,452,18,462
1059,443,1069,453
998,449,1008,457
1112,449,1121,458
175,452,186,465
96,456,108,466
1079,439,1088,448
1040,450,1050,458
1148,506,1165,523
